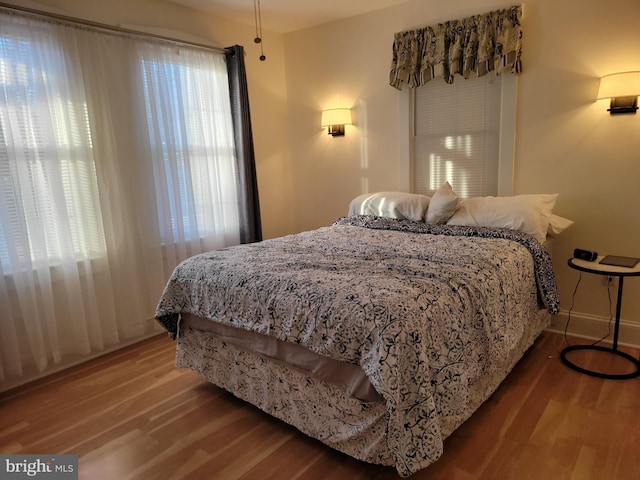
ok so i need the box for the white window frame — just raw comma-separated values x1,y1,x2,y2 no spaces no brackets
398,74,518,197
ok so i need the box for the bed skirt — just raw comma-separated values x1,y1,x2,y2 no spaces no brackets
176,324,395,466
175,307,550,475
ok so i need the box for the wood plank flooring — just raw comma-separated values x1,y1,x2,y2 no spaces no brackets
1,331,639,479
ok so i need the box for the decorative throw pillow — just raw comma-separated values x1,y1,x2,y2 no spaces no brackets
425,182,460,224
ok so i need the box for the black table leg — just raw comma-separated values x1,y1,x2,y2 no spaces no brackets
560,275,640,379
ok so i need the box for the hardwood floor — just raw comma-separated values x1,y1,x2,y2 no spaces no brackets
1,331,639,479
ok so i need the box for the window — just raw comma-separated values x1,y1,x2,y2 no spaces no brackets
1,30,241,271
0,29,105,270
411,74,517,198
140,53,240,245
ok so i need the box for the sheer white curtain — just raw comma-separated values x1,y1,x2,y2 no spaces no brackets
138,43,241,265
0,9,241,386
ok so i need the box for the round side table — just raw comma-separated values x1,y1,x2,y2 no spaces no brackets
562,256,640,380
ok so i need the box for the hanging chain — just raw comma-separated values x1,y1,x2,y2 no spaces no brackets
253,0,266,61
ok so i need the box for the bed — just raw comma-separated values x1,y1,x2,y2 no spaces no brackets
155,187,563,477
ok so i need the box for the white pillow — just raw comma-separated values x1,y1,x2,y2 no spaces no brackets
547,214,574,237
447,194,559,243
348,191,431,222
425,182,460,224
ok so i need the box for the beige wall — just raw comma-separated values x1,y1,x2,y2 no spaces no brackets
283,0,640,337
8,0,640,339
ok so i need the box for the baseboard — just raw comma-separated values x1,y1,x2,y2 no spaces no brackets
546,310,640,349
0,332,163,394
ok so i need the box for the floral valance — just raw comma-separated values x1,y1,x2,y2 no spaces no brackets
389,5,522,90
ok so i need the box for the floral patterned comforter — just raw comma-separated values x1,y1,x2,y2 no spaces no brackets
155,216,559,476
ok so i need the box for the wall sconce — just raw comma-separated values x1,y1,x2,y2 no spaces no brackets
321,108,352,136
597,71,640,114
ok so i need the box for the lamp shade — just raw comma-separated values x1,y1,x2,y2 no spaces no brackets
597,71,640,99
321,108,352,127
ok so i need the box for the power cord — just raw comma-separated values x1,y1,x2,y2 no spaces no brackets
546,273,583,359
563,271,613,348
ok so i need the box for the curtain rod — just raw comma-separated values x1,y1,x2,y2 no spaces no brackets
0,1,228,54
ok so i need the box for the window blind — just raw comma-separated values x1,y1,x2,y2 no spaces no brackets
413,74,502,199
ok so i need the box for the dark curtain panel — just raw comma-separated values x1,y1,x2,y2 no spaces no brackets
225,45,262,243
